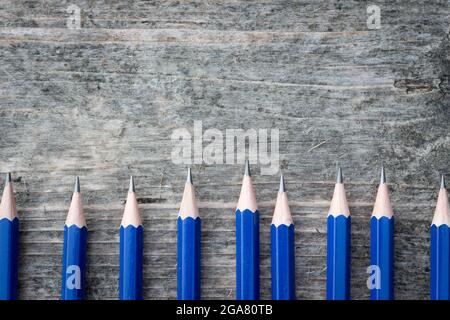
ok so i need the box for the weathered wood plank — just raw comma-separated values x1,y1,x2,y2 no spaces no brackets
0,1,448,299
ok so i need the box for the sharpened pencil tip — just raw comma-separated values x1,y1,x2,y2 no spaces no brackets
380,165,386,184
74,177,80,193
440,174,446,190
336,166,343,183
279,173,285,192
186,167,193,184
5,172,11,184
129,175,135,192
244,160,251,177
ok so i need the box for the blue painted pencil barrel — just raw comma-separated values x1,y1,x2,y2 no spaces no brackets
177,216,201,300
236,209,260,300
0,218,19,300
120,225,143,300
370,216,394,300
61,225,87,300
271,224,295,300
430,224,450,300
326,215,351,300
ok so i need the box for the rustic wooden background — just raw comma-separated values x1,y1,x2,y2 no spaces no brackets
0,0,449,300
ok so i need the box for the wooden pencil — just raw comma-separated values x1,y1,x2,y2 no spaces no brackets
370,166,394,300
236,160,260,300
119,176,143,300
61,177,87,300
270,174,295,300
0,173,19,300
430,174,450,300
326,166,351,300
177,168,201,300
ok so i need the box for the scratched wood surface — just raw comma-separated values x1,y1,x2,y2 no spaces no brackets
0,0,449,300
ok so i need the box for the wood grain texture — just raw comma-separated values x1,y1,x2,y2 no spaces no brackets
0,0,448,299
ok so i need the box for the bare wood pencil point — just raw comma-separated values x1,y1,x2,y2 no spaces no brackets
66,178,86,228
329,167,350,218
432,176,450,227
372,167,394,219
272,177,293,227
121,178,141,227
0,172,17,220
237,162,257,213
179,170,199,219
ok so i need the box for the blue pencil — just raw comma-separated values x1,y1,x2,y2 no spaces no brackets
0,173,19,300
370,166,394,300
177,168,201,300
236,160,259,300
271,174,295,300
61,177,87,300
119,176,143,300
430,175,450,300
326,167,351,300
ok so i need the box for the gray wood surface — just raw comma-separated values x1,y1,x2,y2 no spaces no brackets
0,0,448,300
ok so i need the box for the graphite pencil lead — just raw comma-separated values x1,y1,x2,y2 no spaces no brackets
129,175,135,192
244,159,251,177
187,167,193,185
279,173,285,193
74,177,80,193
380,165,386,184
336,166,343,183
440,174,446,190
5,172,11,184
